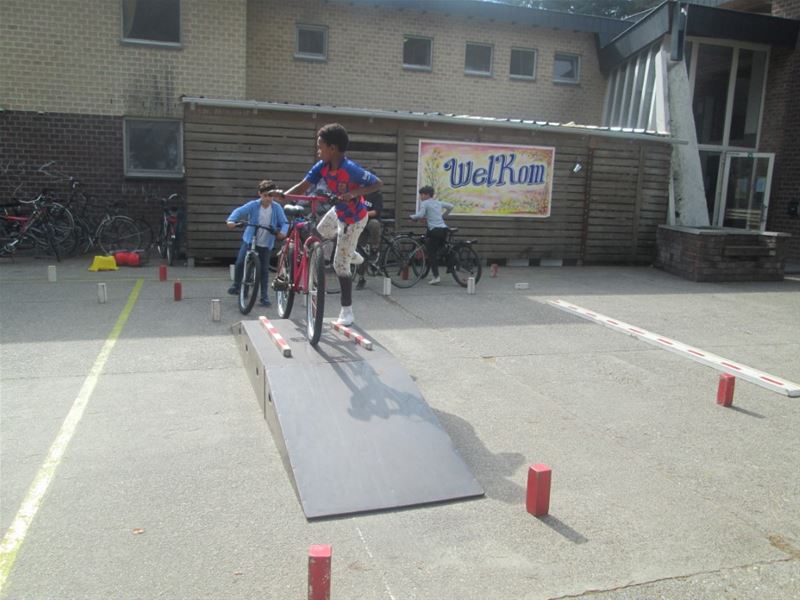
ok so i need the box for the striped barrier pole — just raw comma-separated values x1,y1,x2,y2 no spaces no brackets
548,299,800,398
259,316,292,358
330,321,373,350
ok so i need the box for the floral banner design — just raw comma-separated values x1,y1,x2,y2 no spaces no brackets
417,139,555,217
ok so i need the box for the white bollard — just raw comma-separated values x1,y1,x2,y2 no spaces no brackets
229,264,235,281
97,283,107,303
382,277,392,296
467,277,476,294
211,299,221,322
47,265,57,282
514,282,530,290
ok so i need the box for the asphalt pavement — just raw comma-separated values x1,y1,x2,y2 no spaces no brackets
1,255,799,599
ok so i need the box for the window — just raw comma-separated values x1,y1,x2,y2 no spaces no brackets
553,53,580,83
124,119,183,178
403,36,432,70
295,25,327,61
122,0,180,46
465,43,492,76
510,48,536,80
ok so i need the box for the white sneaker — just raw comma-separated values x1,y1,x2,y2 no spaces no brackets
350,252,364,265
335,306,354,326
428,276,441,285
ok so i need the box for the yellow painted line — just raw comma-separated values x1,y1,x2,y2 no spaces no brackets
0,278,144,596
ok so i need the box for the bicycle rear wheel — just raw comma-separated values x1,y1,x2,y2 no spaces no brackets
166,228,177,266
306,242,325,346
383,236,426,288
450,243,482,287
238,252,260,315
274,242,295,318
98,216,142,254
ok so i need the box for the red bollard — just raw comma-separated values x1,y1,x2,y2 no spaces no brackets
159,264,167,281
174,279,182,301
717,373,735,407
490,263,499,277
308,544,332,600
526,464,551,517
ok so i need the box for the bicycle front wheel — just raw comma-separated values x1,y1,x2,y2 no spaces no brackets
238,251,260,315
306,242,325,346
383,236,426,288
166,229,177,266
98,216,141,254
275,242,295,318
451,243,482,287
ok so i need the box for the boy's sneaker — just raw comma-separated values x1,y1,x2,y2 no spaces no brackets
350,252,364,265
428,276,441,285
334,306,354,326
227,285,239,295
259,299,271,307
355,278,366,290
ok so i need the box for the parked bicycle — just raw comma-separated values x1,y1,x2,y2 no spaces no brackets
0,193,64,261
351,218,428,288
404,227,482,287
156,193,182,265
270,194,330,346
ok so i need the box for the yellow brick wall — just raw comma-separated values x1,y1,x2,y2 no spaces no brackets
1,0,247,116
246,0,607,124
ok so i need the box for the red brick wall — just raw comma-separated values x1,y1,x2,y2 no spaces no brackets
1,111,185,228
762,1,800,261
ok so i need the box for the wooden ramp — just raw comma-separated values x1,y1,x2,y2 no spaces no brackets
232,319,484,519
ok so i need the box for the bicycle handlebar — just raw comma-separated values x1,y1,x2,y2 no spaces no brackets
235,221,278,235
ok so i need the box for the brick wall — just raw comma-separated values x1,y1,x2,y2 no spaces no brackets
0,111,184,227
246,0,607,124
761,0,800,261
1,0,248,117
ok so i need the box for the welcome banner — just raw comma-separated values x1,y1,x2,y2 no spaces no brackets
417,139,555,217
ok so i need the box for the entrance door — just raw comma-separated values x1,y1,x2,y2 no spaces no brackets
715,152,774,230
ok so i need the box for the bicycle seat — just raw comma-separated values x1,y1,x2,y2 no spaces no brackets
448,227,459,233
379,218,395,225
284,204,307,218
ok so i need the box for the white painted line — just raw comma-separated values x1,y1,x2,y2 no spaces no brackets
258,316,292,357
330,321,373,350
548,298,800,398
0,279,145,594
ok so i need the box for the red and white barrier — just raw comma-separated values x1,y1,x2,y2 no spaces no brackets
259,316,292,358
330,321,373,350
548,299,800,398
308,544,332,600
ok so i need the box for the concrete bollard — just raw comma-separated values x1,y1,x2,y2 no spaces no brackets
526,464,551,517
97,283,107,304
229,264,235,281
211,299,221,322
382,276,392,296
467,277,476,294
308,544,332,600
47,265,57,282
514,282,530,290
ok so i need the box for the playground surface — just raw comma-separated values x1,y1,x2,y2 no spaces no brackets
1,256,799,599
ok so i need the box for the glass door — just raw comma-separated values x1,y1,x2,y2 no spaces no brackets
716,152,774,230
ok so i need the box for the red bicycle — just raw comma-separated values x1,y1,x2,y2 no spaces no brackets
271,194,330,346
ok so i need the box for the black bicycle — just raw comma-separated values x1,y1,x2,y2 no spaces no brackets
351,218,428,288
406,227,482,287
234,222,277,315
156,193,182,266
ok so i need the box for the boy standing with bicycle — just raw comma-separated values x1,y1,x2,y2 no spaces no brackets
285,123,382,326
226,180,289,306
410,185,454,285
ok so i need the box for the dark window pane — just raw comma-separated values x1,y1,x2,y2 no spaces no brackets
693,44,732,145
729,49,766,148
126,120,182,175
298,28,325,56
123,0,179,44
403,37,431,68
466,44,491,73
554,54,578,81
699,151,721,222
510,49,535,77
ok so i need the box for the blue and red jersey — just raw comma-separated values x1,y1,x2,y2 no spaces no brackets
304,158,377,224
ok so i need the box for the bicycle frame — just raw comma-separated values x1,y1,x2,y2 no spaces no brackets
281,194,329,294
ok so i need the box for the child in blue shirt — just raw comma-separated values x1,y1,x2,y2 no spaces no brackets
410,186,454,285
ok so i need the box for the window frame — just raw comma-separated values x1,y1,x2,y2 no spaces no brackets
402,35,433,72
295,24,328,62
120,0,182,48
123,118,185,179
553,52,581,84
509,47,537,81
464,42,493,77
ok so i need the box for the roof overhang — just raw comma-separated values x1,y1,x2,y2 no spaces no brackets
182,97,684,145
